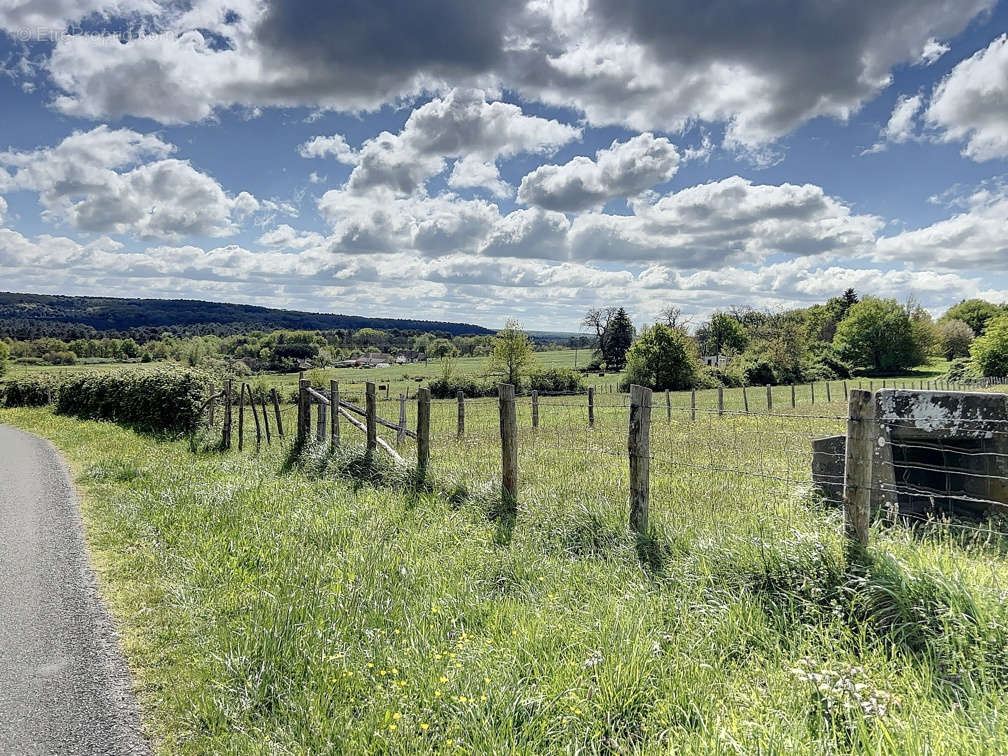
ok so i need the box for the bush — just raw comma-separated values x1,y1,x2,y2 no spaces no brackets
945,357,977,382
54,369,210,435
428,376,497,399
525,368,585,394
1,374,63,407
970,314,1008,378
619,323,698,391
43,350,78,365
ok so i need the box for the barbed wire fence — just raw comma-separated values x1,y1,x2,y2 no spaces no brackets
205,373,1008,577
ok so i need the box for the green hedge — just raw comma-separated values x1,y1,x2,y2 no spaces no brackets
429,369,586,398
1,374,63,407
3,369,210,436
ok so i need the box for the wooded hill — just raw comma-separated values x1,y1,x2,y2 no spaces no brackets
0,291,492,341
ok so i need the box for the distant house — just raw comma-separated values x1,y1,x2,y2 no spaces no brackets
702,354,728,368
395,350,427,364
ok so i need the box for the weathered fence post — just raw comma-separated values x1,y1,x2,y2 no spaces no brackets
742,385,749,413
330,381,340,448
843,389,874,555
628,384,652,535
499,383,518,511
457,389,465,438
417,387,431,481
717,386,724,417
588,386,595,427
222,379,233,450
365,381,377,457
261,393,271,445
297,378,310,445
790,384,796,408
316,393,327,442
271,388,284,438
811,382,816,404
665,389,671,422
690,389,696,421
843,381,848,400
531,390,539,429
766,384,773,412
246,384,262,452
238,382,246,452
826,381,831,402
398,393,406,446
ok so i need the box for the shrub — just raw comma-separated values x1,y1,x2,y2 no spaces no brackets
1,374,62,407
619,323,698,391
970,314,1008,378
833,297,926,374
525,368,585,394
936,318,975,360
54,369,210,435
43,350,78,365
0,340,8,376
945,357,977,382
428,376,497,399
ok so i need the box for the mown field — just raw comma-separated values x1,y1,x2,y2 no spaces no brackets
2,368,1007,753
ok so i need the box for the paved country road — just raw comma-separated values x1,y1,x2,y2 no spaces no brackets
0,425,150,755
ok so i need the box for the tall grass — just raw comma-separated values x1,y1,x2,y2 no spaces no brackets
2,402,1006,754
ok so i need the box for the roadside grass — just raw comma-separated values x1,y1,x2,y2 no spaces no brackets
2,399,1006,754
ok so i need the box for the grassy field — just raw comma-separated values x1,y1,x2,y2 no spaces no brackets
3,371,1007,753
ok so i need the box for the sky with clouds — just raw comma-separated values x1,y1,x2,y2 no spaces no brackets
0,0,1007,331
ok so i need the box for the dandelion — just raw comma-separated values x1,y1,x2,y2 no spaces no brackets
480,695,487,702
484,677,490,684
421,723,429,731
435,690,442,697
393,712,402,720
440,676,448,683
389,724,397,731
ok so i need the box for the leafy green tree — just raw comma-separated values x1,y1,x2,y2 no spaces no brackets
428,338,459,360
705,312,749,354
488,319,536,387
621,324,699,391
970,314,1008,377
833,297,925,373
0,340,9,376
936,319,975,360
600,307,635,369
943,299,1002,336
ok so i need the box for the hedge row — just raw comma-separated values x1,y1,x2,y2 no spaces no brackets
428,368,585,399
3,369,209,435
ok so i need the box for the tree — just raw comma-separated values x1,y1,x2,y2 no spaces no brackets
706,312,749,354
658,306,691,331
601,308,635,369
621,324,699,391
936,319,975,360
832,297,926,373
428,338,458,360
0,340,9,376
943,299,1002,336
488,319,536,387
970,314,1008,377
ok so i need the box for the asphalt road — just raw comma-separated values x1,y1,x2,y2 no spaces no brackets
0,425,149,755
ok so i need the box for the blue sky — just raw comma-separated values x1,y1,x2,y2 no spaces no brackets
0,1,1007,331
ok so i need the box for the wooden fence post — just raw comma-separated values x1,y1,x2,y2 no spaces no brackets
330,381,340,448
790,384,796,408
531,390,539,429
628,384,652,535
766,384,773,412
742,385,749,413
843,389,874,554
457,389,465,438
690,389,696,421
246,384,262,452
316,394,327,442
717,386,724,417
588,386,595,427
222,379,233,450
271,388,284,438
398,394,406,446
843,381,848,400
238,382,246,452
417,387,431,480
499,383,518,511
811,382,815,404
826,381,831,402
261,393,271,445
297,378,310,445
365,381,377,457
